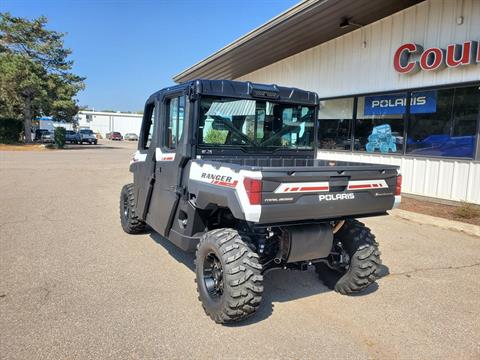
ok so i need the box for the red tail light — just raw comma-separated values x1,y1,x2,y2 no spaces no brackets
395,175,402,196
243,178,262,205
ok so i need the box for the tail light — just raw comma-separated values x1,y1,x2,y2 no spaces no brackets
243,178,262,205
395,175,402,196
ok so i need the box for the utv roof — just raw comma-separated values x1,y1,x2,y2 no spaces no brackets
148,79,318,105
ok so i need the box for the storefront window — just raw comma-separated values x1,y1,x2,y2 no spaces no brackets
354,93,406,154
407,86,479,158
318,84,479,159
318,97,354,150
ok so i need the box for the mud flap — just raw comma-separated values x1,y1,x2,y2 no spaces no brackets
285,224,333,263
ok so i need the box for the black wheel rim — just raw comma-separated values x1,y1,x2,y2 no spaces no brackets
122,192,129,220
203,252,224,299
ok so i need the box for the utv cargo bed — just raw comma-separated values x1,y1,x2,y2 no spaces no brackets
188,158,399,224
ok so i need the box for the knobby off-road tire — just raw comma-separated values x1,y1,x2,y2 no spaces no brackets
195,228,263,324
120,183,146,234
315,219,381,295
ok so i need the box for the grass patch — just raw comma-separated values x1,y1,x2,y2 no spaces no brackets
454,202,480,219
0,143,55,151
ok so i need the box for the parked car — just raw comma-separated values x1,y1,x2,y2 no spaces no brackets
124,133,138,141
65,130,77,144
40,131,54,143
34,129,50,142
110,132,123,141
76,129,97,145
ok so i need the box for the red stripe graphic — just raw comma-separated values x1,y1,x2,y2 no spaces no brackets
298,186,329,192
277,184,329,193
348,182,387,190
210,180,238,188
349,184,373,189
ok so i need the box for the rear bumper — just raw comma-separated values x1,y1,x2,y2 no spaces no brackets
258,192,396,223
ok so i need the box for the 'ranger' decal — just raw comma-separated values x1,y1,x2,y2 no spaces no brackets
201,173,238,188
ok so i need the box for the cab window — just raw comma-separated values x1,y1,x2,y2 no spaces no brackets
140,102,155,149
165,95,185,149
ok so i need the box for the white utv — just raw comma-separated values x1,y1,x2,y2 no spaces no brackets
120,80,401,323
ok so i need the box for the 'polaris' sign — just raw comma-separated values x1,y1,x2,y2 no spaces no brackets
364,91,436,115
393,41,479,74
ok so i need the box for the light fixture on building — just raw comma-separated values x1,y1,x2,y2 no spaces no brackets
339,17,363,29
456,16,464,25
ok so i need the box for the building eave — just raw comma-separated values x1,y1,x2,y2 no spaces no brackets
173,0,424,83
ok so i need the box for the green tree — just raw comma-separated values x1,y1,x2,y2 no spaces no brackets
0,13,85,142
204,129,228,144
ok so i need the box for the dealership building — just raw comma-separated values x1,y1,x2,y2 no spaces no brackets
174,0,480,204
77,110,142,138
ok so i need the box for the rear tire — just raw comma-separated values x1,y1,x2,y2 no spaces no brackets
195,228,263,324
315,219,381,295
120,183,146,234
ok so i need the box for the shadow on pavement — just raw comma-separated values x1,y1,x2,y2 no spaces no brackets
149,231,384,324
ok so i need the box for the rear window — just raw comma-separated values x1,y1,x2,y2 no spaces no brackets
66,131,75,135
113,132,121,135
80,130,93,134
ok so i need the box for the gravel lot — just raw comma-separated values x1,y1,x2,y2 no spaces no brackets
1,140,479,359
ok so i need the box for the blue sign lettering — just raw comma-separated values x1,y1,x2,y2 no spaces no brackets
364,91,437,115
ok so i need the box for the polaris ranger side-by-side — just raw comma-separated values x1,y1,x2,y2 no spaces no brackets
120,80,401,324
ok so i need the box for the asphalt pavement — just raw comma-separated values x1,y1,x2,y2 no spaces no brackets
1,140,479,359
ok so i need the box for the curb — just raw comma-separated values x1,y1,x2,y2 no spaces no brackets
390,209,480,238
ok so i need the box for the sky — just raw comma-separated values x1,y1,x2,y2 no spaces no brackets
1,0,298,112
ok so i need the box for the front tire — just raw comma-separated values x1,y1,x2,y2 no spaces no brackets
120,183,146,234
315,219,381,295
195,228,263,324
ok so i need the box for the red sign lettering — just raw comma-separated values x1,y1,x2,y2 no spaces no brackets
393,43,422,73
394,41,478,74
446,41,475,67
420,48,445,71
477,41,480,63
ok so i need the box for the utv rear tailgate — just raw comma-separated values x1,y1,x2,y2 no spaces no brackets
188,159,400,224
258,160,399,223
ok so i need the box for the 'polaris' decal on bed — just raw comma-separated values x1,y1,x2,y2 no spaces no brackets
201,173,238,188
274,182,330,193
347,180,388,190
319,193,355,201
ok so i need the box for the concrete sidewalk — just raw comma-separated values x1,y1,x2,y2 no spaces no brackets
391,208,480,237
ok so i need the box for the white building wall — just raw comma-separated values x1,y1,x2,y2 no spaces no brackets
236,0,480,98
77,111,143,138
236,0,480,204
316,150,480,204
